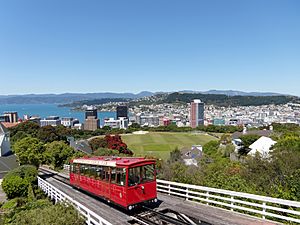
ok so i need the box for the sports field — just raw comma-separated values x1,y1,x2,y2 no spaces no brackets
122,132,218,160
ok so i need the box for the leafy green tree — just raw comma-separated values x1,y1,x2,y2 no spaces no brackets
168,147,182,163
240,134,260,148
10,131,30,144
272,135,300,153
129,123,141,129
272,123,300,133
44,141,76,169
89,137,108,151
1,176,28,199
9,121,40,138
202,159,252,192
1,165,38,199
203,140,220,156
36,125,61,143
220,133,232,145
220,144,235,157
286,169,300,201
13,137,45,166
11,203,85,225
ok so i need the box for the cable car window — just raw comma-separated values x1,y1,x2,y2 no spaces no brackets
141,164,155,182
114,168,126,186
101,166,106,180
104,167,110,182
128,164,155,186
84,165,89,176
95,166,101,180
90,166,96,178
128,167,141,186
75,164,80,174
80,164,85,174
111,168,116,183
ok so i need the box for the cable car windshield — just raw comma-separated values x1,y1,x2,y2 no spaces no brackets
128,164,155,186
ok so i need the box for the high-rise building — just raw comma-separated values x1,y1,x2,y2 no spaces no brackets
40,116,61,127
0,115,10,122
190,99,204,128
4,112,18,123
84,118,100,131
116,106,128,119
84,106,99,131
85,106,98,119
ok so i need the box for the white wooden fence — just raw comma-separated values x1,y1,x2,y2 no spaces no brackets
157,179,300,224
62,164,300,223
38,177,112,225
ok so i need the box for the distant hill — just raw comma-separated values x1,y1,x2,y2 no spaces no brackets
61,98,131,107
0,89,296,105
0,92,154,104
178,90,288,96
162,92,300,106
201,90,286,96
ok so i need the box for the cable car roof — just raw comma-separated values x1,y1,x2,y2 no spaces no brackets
71,156,156,167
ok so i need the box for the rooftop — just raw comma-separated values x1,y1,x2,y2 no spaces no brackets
0,122,19,129
72,157,155,167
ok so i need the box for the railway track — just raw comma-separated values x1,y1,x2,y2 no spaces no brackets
130,206,211,225
39,167,211,225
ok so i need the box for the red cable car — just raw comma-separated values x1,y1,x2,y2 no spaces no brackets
69,157,157,210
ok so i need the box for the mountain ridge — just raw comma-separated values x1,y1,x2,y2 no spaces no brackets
0,90,295,104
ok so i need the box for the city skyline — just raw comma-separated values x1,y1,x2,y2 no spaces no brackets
1,0,300,95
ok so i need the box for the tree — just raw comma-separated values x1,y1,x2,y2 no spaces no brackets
203,140,220,156
36,125,61,143
89,137,108,151
13,137,45,167
11,203,85,225
10,131,30,144
1,175,28,199
240,134,260,148
220,133,232,145
44,141,76,169
272,135,300,153
9,121,40,138
2,165,37,199
168,147,182,163
129,123,141,129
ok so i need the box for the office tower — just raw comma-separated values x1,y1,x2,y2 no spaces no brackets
85,106,98,119
190,99,204,128
40,116,61,127
84,106,99,131
116,106,128,119
4,112,18,123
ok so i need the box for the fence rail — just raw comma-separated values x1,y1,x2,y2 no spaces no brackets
157,179,300,223
38,176,112,225
62,164,300,223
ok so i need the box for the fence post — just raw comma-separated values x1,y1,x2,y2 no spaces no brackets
262,202,266,219
206,191,209,205
231,196,234,211
186,187,189,200
168,184,171,195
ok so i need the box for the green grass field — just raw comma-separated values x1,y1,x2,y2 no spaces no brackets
122,132,218,160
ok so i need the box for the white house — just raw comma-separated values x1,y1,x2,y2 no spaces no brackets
248,136,277,157
0,123,11,156
182,145,203,166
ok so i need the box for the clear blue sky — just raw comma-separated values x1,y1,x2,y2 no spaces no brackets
0,0,299,96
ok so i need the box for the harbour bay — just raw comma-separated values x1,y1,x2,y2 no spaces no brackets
0,103,115,125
